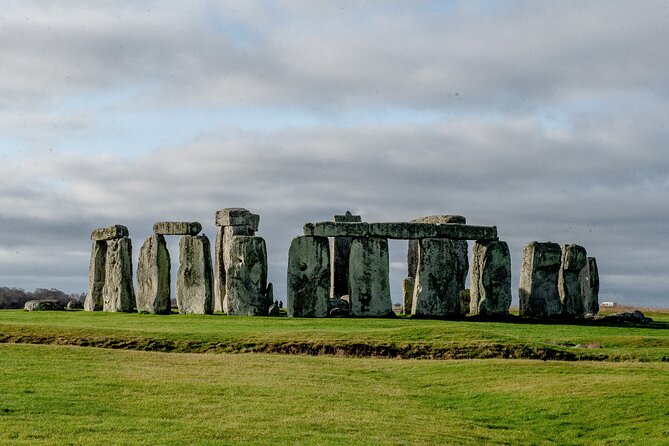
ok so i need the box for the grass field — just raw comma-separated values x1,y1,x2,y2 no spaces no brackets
0,310,668,445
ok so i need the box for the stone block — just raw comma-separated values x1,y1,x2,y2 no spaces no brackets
330,211,362,298
225,236,270,316
90,225,128,241
348,237,392,316
287,236,330,317
84,240,106,311
153,221,202,236
412,239,462,317
102,237,136,312
24,300,64,311
402,277,415,314
136,235,171,314
519,242,562,318
368,222,439,239
580,257,600,315
303,222,369,237
470,240,512,316
411,215,466,225
215,208,260,230
435,224,498,241
459,289,471,315
176,235,214,314
333,210,362,223
214,225,255,312
559,244,588,318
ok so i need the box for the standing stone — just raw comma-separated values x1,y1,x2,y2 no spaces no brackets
559,244,588,318
412,239,461,317
519,242,562,318
402,277,415,314
136,235,171,314
287,236,330,317
225,236,269,316
348,237,392,317
176,235,214,314
330,211,362,298
580,257,600,315
214,224,255,312
84,240,107,311
459,289,471,315
470,240,512,316
102,237,135,312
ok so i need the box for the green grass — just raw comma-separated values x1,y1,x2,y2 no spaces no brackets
0,344,668,445
0,310,668,361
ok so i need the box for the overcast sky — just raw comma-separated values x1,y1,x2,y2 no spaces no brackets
1,1,667,306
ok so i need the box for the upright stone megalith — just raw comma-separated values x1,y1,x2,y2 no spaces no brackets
176,234,214,314
580,257,600,315
330,211,362,298
470,240,512,316
348,237,392,317
411,238,461,317
102,237,135,312
287,236,330,317
84,240,107,311
136,234,171,314
559,244,588,318
519,241,562,318
225,235,270,316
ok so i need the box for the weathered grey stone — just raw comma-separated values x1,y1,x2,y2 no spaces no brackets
66,299,83,310
369,222,439,239
459,289,471,315
559,244,588,318
412,239,462,317
402,277,415,314
287,236,330,317
470,240,512,316
328,298,351,317
304,222,369,237
411,215,467,225
436,224,498,241
580,257,600,315
136,235,171,314
153,221,201,236
84,240,106,311
519,242,562,318
348,237,392,316
90,225,128,241
102,237,135,312
214,225,255,312
225,236,270,316
24,300,64,311
407,215,466,279
176,235,214,314
215,208,260,230
306,221,496,240
330,211,362,298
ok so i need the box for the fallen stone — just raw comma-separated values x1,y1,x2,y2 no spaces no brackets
90,225,129,241
66,299,84,310
330,211,362,299
412,239,462,317
153,221,202,236
24,300,64,311
136,235,171,314
580,257,600,315
304,222,369,237
519,242,562,318
102,237,136,312
594,310,653,324
215,225,256,312
470,240,512,316
348,237,393,317
176,235,214,314
268,302,280,316
215,208,260,230
287,236,330,317
559,244,588,318
225,236,270,316
84,240,107,311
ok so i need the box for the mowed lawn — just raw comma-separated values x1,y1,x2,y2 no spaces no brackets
1,344,668,446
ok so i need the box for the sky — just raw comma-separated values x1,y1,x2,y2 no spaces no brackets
1,0,668,307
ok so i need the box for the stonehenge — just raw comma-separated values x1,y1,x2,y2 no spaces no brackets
287,235,330,317
470,240,512,316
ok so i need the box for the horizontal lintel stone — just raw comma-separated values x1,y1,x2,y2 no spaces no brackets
153,221,202,236
215,208,260,230
304,222,369,237
304,221,498,240
91,225,129,241
369,222,439,239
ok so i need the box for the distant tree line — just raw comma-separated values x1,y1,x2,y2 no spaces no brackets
0,287,85,309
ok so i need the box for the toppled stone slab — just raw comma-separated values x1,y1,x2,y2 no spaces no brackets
331,211,362,298
153,221,202,236
519,241,562,318
91,225,128,241
214,224,256,312
102,237,136,312
559,244,588,318
24,300,64,311
349,237,393,317
580,257,600,315
470,240,512,316
287,236,330,317
412,239,462,317
136,235,171,314
304,222,369,237
225,236,270,316
66,299,83,310
176,235,214,315
215,208,260,230
84,240,107,311
593,310,653,324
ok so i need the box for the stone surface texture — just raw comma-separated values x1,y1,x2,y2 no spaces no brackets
136,235,171,314
215,208,260,230
519,242,562,318
214,224,256,312
402,277,415,314
307,221,496,240
412,238,462,317
84,240,107,311
90,225,128,241
304,222,369,237
224,236,270,316
153,221,202,236
330,211,362,298
24,300,64,311
287,236,330,317
459,289,471,315
348,237,392,316
580,257,600,315
470,240,512,316
176,235,213,314
102,237,135,312
559,244,588,318
407,215,466,278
